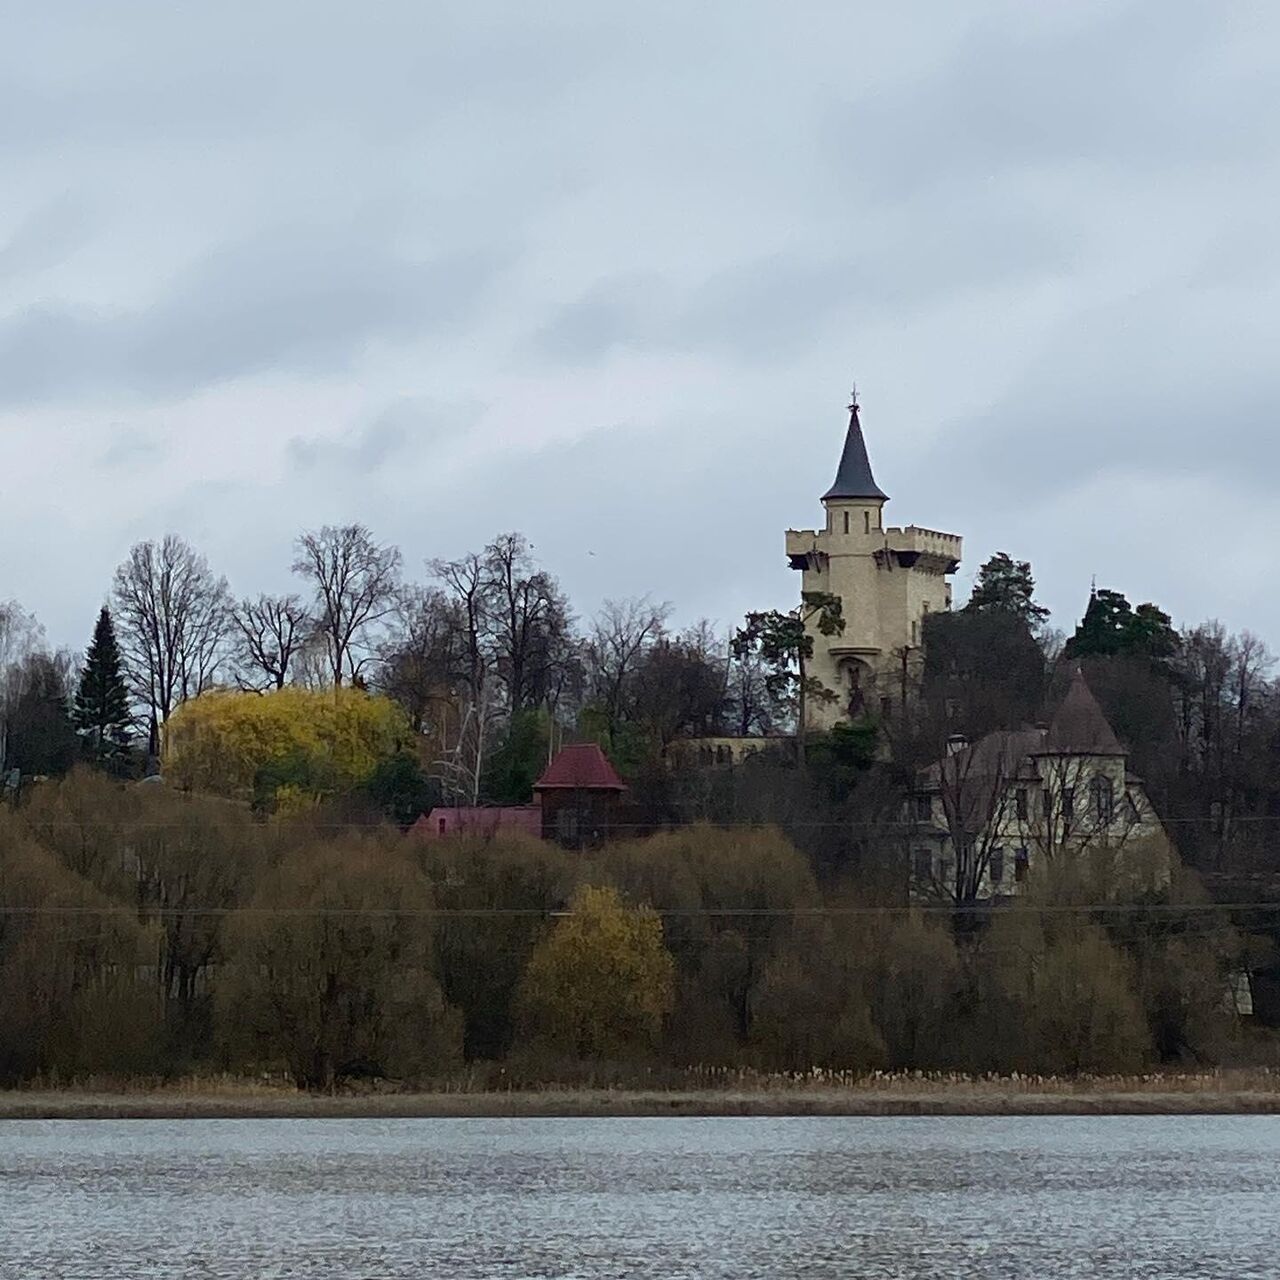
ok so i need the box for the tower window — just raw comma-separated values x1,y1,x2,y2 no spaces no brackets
864,511,870,533
843,511,850,534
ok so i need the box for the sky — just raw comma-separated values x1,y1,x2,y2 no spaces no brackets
3,1,1279,652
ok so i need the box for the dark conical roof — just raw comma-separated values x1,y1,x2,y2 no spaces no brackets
822,403,888,502
1040,668,1125,756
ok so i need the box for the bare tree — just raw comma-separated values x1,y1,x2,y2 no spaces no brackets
484,532,574,715
427,552,496,804
0,600,43,771
292,524,402,687
584,596,671,731
918,732,1023,908
376,586,461,737
631,622,731,746
112,536,231,748
232,594,311,690
429,550,490,710
727,644,776,737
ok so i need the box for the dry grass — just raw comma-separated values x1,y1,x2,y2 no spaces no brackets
4,1068,1280,1119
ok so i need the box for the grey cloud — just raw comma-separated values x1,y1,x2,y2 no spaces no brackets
929,283,1280,502
0,227,510,406
823,4,1268,202
0,194,92,280
0,2,638,154
4,1,1280,651
97,428,165,469
531,276,659,364
534,197,1071,367
287,396,481,475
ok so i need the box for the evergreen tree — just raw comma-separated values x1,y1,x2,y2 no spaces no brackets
4,653,79,777
965,552,1050,625
74,607,133,766
1064,589,1177,664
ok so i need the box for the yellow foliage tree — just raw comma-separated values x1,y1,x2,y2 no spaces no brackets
517,884,675,1061
163,686,410,806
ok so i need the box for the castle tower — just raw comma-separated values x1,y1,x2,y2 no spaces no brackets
785,394,963,730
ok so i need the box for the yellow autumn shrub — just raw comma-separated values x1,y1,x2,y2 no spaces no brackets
164,685,410,803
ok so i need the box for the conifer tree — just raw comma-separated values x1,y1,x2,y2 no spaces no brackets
74,607,133,765
965,552,1049,625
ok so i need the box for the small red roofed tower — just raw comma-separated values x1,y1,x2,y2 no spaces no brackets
534,742,627,848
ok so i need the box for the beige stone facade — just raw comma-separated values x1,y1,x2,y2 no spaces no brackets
786,401,962,730
908,670,1173,902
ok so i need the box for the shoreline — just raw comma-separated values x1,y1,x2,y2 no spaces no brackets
5,1083,1280,1120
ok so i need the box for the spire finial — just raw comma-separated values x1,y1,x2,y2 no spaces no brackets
848,381,859,413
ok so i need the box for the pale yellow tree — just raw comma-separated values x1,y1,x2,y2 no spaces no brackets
517,885,675,1061
163,685,410,807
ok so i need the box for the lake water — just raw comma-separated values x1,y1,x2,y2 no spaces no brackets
1,1115,1278,1277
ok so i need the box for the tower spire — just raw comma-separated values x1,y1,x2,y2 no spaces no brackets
822,388,888,502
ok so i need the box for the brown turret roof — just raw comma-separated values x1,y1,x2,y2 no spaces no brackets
534,742,627,792
1038,668,1125,756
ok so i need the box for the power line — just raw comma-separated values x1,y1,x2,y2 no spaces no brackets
3,902,1280,918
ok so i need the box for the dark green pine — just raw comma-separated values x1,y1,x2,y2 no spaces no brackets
74,606,133,760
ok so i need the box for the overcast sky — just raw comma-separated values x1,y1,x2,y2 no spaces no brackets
3,1,1279,652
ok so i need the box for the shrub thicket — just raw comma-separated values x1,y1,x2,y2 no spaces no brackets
0,771,1260,1087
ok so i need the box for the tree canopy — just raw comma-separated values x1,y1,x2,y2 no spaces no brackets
1064,588,1178,663
516,884,675,1061
965,552,1049,625
163,685,410,809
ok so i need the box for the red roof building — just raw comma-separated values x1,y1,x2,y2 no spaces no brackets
411,806,542,841
411,743,628,849
534,742,627,847
533,742,627,793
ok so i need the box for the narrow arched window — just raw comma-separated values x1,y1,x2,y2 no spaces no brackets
864,511,870,533
843,511,850,534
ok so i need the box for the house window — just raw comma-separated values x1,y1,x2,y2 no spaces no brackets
1042,788,1052,820
1092,776,1114,825
880,695,894,719
438,817,447,835
989,849,1004,886
914,793,932,822
1014,848,1029,883
911,621,919,645
912,848,933,881
1062,788,1074,825
1015,788,1028,820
